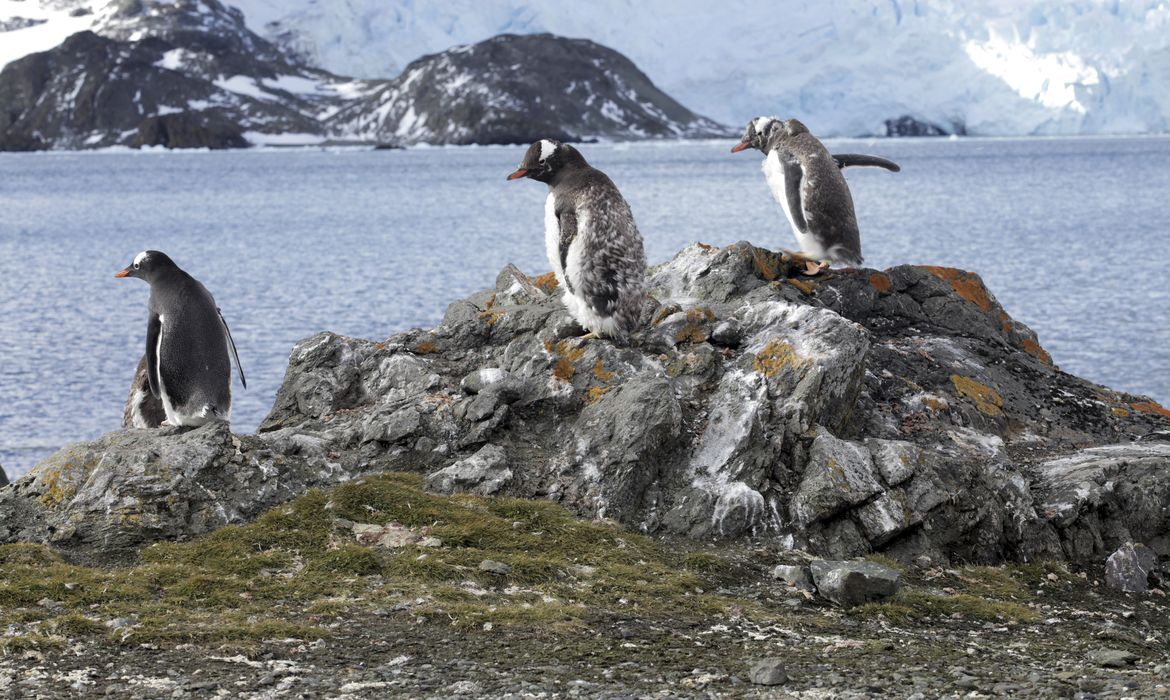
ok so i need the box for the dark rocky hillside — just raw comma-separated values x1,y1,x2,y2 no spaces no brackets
0,0,361,150
328,33,728,145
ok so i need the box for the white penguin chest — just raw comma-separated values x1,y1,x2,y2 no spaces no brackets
543,193,565,287
763,151,825,258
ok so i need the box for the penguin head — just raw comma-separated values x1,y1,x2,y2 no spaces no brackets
506,139,585,184
115,250,177,283
731,117,782,154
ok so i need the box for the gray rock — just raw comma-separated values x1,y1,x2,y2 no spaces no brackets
791,431,883,527
748,658,787,686
810,560,902,606
771,565,812,588
1105,542,1158,593
0,460,7,487
478,560,512,576
460,368,510,395
1086,648,1138,668
425,444,512,496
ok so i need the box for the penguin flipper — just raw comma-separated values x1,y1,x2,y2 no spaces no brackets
782,157,809,233
218,308,247,390
145,313,162,399
832,153,901,172
556,208,578,295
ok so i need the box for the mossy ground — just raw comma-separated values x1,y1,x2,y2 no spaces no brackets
2,475,1168,697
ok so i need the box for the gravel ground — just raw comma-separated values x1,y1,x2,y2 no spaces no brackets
4,551,1168,699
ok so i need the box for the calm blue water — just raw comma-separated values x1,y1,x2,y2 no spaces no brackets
2,137,1169,479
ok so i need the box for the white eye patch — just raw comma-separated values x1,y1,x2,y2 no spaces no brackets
752,117,778,136
133,251,148,266
539,139,556,161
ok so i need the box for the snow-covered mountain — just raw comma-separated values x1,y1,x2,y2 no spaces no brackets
231,0,1170,136
330,34,723,145
0,0,722,148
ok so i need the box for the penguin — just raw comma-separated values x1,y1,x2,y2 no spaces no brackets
115,251,245,427
122,354,167,429
732,117,898,275
507,139,646,343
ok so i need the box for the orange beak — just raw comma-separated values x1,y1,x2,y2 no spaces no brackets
506,168,528,181
730,142,751,153
114,268,131,278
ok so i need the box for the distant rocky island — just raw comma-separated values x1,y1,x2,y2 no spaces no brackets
0,1,723,151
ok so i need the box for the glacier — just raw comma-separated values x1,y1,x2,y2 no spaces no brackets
3,0,1170,136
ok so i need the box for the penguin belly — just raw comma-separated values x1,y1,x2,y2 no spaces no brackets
763,151,828,260
543,193,568,289
560,210,623,337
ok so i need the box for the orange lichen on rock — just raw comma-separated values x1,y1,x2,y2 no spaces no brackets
754,339,802,377
551,341,586,381
413,340,438,355
1111,407,1131,418
585,386,613,404
951,375,1004,417
478,294,506,325
1020,338,1053,365
533,272,559,293
868,272,892,294
787,278,817,295
592,359,616,382
923,266,992,313
1131,401,1170,419
752,247,781,281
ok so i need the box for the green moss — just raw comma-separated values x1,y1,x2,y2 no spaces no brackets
0,472,773,646
858,590,1039,623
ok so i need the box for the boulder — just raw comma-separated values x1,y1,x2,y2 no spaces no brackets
1104,542,1159,593
810,560,902,606
4,241,1170,568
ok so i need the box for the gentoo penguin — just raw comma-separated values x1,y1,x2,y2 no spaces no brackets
115,251,245,427
507,139,646,342
122,354,167,429
732,117,898,275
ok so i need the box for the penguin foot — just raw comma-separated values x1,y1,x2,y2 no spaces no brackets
578,331,600,341
803,260,830,276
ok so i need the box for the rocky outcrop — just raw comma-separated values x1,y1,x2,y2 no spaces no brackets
3,242,1170,567
329,33,727,145
884,115,965,137
0,460,7,487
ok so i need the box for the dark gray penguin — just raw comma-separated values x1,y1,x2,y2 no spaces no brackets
732,117,898,275
115,251,245,427
507,139,646,342
122,354,167,429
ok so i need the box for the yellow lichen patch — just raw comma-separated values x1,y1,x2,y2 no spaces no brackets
675,324,707,344
37,459,92,508
951,375,1004,417
592,359,616,382
585,386,613,404
753,340,803,377
551,341,586,382
868,272,892,294
922,266,992,313
922,397,948,412
478,295,506,325
786,278,817,295
1131,401,1170,419
1020,338,1052,365
687,307,716,323
1111,407,1131,418
752,247,781,281
413,340,438,355
533,272,559,293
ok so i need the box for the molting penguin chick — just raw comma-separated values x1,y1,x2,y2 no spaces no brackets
507,139,647,342
732,117,898,275
115,251,246,427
